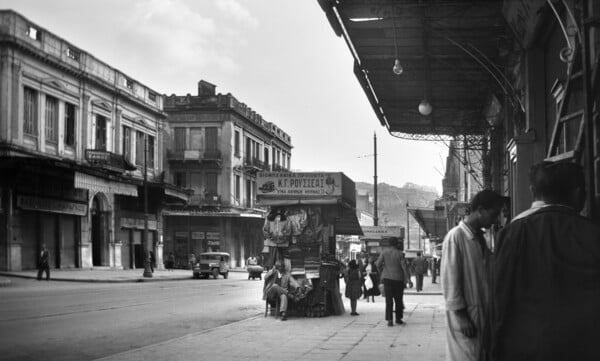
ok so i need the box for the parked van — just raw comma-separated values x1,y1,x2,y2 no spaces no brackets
192,252,230,279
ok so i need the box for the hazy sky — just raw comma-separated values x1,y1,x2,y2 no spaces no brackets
4,0,448,194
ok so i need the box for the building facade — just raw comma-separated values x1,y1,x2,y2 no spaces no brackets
162,81,293,268
0,11,187,271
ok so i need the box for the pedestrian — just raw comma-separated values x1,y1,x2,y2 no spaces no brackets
441,189,503,361
375,236,410,326
344,259,362,316
149,250,155,273
431,258,439,284
411,251,428,292
37,243,50,281
166,252,175,271
189,253,196,270
362,255,380,302
492,161,600,361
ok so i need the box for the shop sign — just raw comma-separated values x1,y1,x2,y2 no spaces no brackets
207,240,220,246
17,195,87,216
360,226,403,240
191,232,205,240
257,172,342,197
175,232,188,238
366,241,380,247
120,217,157,230
205,232,220,240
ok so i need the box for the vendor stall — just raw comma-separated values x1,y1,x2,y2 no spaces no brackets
257,172,363,317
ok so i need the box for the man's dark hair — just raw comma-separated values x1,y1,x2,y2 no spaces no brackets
470,189,504,212
529,161,585,204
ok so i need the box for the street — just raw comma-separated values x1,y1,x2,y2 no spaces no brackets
0,273,265,361
0,273,445,361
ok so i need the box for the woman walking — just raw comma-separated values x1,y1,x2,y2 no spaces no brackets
363,255,380,302
345,260,362,316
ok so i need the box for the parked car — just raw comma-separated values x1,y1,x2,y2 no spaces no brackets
193,252,230,279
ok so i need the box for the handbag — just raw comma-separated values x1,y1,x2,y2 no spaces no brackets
364,275,373,290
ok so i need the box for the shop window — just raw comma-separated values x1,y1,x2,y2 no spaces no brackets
95,115,107,150
45,95,58,143
64,102,76,147
23,87,38,136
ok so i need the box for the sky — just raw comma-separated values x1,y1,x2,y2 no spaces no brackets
3,0,448,194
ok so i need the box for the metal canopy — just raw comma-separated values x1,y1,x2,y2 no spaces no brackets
408,207,447,240
319,0,507,137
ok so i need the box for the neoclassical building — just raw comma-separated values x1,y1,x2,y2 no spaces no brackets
0,10,187,271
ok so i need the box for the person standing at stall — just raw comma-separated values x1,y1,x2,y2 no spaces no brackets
376,237,410,326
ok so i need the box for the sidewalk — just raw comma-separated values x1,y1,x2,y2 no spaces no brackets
93,298,446,361
0,269,442,294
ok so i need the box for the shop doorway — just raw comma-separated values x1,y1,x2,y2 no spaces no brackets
90,195,108,267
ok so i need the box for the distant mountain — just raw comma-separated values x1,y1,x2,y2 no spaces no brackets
355,182,439,232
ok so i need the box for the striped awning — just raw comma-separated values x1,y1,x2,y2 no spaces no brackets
74,172,138,196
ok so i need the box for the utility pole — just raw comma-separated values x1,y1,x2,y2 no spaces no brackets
373,132,378,226
142,135,153,278
406,201,410,249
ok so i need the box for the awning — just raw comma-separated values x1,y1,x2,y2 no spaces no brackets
408,207,447,240
335,206,363,236
74,172,138,196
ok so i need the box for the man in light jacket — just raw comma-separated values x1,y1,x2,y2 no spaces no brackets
375,236,410,326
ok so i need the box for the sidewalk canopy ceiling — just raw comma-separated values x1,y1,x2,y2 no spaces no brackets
408,207,447,240
318,0,506,137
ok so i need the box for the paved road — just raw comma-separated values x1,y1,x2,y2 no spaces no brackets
0,273,265,361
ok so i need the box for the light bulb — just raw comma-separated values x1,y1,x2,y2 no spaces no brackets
393,59,403,75
418,99,432,115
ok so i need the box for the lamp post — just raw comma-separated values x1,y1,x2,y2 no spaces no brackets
142,135,153,278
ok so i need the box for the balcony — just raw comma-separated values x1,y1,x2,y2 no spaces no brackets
85,149,137,173
167,149,222,167
271,164,288,172
189,192,222,207
243,157,269,173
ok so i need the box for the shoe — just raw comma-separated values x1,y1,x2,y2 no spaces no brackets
396,319,404,325
350,312,359,316
387,320,393,327
280,312,287,321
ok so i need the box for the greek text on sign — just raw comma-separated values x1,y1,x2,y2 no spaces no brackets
360,226,403,239
257,172,341,197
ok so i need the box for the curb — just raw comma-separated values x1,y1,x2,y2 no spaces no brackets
0,272,194,283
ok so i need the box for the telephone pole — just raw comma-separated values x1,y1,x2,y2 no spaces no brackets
373,132,378,226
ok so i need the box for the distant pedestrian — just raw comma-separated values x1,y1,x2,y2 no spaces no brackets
149,250,155,273
37,243,50,281
411,252,428,292
442,189,503,361
375,236,410,326
362,255,380,302
166,252,175,271
492,161,600,361
189,253,196,270
431,258,439,284
344,259,362,316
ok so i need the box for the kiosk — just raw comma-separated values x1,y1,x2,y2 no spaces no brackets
257,172,363,317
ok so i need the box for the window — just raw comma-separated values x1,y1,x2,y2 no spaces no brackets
190,128,202,150
205,127,218,151
64,103,76,147
45,95,58,143
135,131,145,166
287,155,291,169
124,77,133,90
95,115,107,150
206,173,218,195
174,128,186,151
174,172,186,188
23,87,38,136
66,47,80,61
234,130,240,157
122,126,131,159
264,148,269,166
148,135,155,168
26,25,41,41
235,175,241,201
245,179,252,208
245,137,251,160
148,92,157,102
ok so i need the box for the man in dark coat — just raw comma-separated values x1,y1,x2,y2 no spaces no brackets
375,237,410,326
37,243,50,281
492,161,600,361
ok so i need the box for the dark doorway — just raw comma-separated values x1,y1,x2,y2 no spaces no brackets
91,197,104,266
